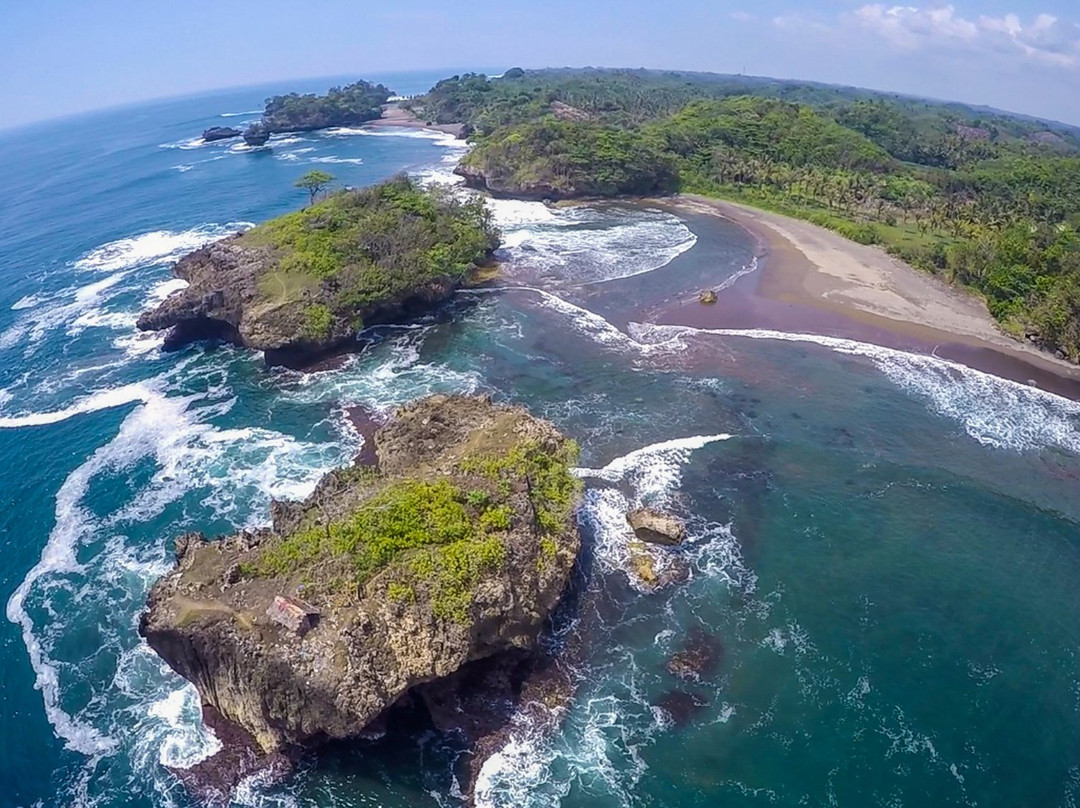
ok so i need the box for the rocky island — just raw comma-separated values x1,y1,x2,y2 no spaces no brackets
261,80,392,132
137,175,499,366
139,394,583,790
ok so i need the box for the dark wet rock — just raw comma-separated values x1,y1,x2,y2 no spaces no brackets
657,690,709,728
202,126,241,142
627,507,686,546
243,121,271,146
417,649,575,795
345,405,387,468
166,705,294,807
665,626,724,682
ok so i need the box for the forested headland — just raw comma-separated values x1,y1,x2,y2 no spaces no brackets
411,69,1080,361
262,80,393,132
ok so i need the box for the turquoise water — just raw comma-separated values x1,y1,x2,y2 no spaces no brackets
3,76,1080,808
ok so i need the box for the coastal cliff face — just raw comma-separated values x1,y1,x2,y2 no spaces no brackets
134,237,459,365
136,177,499,366
139,395,582,754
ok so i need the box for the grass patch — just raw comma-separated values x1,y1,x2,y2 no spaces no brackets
304,304,334,340
246,435,580,624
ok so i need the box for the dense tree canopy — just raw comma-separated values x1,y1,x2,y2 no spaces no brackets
263,80,393,132
419,68,1080,362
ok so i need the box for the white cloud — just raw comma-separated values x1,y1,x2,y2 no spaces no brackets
846,4,1080,67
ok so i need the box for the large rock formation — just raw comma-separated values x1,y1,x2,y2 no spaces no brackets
243,122,271,146
134,238,459,366
139,395,582,756
202,126,241,142
136,177,499,367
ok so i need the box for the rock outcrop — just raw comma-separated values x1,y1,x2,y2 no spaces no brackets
627,507,686,545
140,395,582,757
135,237,459,366
202,126,241,142
243,122,271,146
136,177,499,367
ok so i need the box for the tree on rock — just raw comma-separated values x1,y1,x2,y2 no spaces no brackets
295,170,335,206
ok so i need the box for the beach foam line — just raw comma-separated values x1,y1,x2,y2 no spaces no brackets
463,286,688,358
322,126,465,147
0,382,154,428
715,255,760,292
636,324,1080,453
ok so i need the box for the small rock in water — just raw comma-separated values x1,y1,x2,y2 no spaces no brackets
627,507,686,546
657,690,710,727
665,626,724,682
699,289,718,305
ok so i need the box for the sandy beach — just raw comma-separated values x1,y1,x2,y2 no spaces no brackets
366,102,466,137
660,194,1080,394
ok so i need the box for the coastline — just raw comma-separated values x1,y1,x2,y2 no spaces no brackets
657,194,1080,398
366,102,466,137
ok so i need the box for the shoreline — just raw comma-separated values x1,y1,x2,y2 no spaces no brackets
365,103,466,137
657,194,1080,399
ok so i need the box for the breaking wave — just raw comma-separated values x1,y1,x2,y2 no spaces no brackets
74,223,252,273
476,433,749,807
489,201,697,285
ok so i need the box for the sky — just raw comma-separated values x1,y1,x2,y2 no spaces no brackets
1,0,1079,129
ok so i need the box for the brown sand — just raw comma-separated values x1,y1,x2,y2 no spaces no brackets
661,195,1080,395
365,103,465,137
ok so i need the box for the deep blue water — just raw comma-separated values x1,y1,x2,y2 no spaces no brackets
3,74,1080,808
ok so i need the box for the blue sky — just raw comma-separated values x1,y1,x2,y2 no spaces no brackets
2,0,1079,128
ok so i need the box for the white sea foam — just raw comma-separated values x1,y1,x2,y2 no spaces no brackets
309,155,365,165
220,109,261,117
269,135,305,147
577,434,733,502
74,223,252,273
0,273,132,352
0,381,153,428
159,137,207,150
145,277,189,306
173,164,193,173
479,286,687,360
637,325,1080,453
6,372,350,787
715,255,759,292
11,293,42,310
490,202,697,286
286,328,483,414
324,126,464,147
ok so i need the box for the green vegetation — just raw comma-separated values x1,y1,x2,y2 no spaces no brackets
461,120,677,197
248,435,580,624
416,68,1080,361
263,80,392,131
241,175,499,328
303,304,333,340
460,438,583,533
294,169,335,207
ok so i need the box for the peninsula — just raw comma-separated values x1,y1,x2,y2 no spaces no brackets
136,175,498,366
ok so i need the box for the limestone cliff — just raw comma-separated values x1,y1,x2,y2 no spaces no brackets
139,395,582,754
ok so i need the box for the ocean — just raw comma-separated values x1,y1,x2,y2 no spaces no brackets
2,72,1080,808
